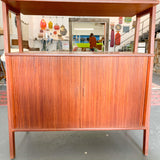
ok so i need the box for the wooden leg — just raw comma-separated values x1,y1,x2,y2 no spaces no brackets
9,131,15,159
143,129,149,156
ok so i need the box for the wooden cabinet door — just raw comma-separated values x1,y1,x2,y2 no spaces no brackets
81,57,148,128
10,56,81,129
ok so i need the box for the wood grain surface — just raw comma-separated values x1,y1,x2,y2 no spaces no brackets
16,13,23,52
143,6,156,156
6,55,149,129
81,57,148,128
8,56,81,129
5,52,154,57
2,2,15,159
2,0,159,16
134,15,140,53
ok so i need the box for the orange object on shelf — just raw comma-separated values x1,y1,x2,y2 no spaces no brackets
115,31,121,45
40,19,46,30
53,31,57,35
54,24,60,30
48,21,53,29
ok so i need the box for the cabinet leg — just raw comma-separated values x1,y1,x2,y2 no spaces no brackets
143,129,149,156
9,131,15,159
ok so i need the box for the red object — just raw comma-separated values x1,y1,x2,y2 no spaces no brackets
119,17,123,24
115,32,121,45
89,36,97,49
0,90,7,106
53,31,57,35
110,29,114,47
40,19,46,30
54,24,60,30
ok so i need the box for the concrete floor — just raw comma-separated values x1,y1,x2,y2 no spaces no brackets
153,72,160,85
0,105,160,160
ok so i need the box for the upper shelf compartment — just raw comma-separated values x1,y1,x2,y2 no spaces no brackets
2,0,159,16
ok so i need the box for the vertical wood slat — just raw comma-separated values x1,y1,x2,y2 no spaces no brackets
2,2,15,159
69,20,72,51
143,6,156,132
133,15,140,53
143,57,154,155
16,13,23,52
6,57,16,159
143,129,149,155
2,2,10,53
148,6,156,54
105,20,109,51
143,6,156,156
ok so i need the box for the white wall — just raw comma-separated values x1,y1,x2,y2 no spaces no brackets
0,1,3,29
27,15,152,51
30,16,69,39
28,17,105,49
72,22,104,35
0,1,29,50
108,16,137,52
0,3,160,51
0,1,4,50
115,4,160,51
28,15,70,49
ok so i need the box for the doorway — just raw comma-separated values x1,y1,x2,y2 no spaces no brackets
69,18,109,51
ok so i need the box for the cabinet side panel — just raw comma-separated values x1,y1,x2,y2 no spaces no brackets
8,56,81,129
81,57,148,128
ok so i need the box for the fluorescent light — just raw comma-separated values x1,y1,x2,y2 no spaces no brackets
74,28,94,31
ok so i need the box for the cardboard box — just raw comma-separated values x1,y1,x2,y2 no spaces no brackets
0,29,3,35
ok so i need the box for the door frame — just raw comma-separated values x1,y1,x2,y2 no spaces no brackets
69,18,110,51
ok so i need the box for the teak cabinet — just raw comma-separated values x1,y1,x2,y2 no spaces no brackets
7,55,149,129
1,0,159,159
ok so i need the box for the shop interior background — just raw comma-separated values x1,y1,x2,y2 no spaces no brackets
1,2,160,53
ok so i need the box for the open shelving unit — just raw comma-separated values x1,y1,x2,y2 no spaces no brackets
1,0,159,159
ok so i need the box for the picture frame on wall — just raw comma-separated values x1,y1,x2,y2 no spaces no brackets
124,17,132,23
119,17,123,24
123,26,130,33
115,24,121,31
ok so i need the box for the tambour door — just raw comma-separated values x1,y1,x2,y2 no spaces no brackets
80,56,148,128
7,56,81,129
